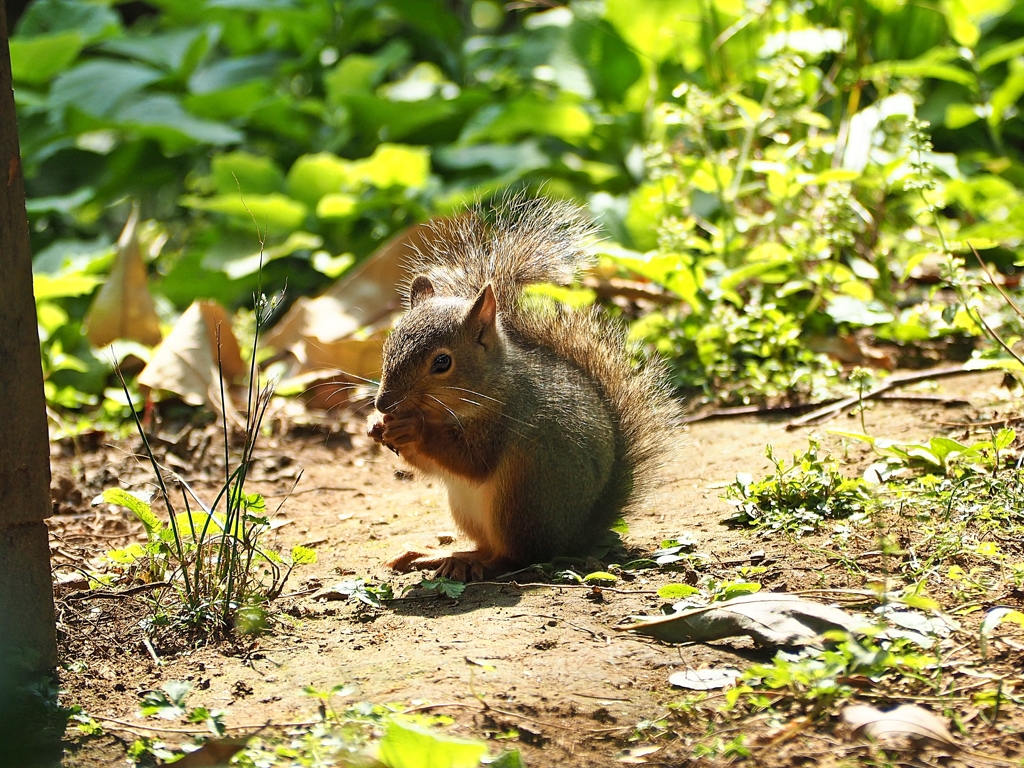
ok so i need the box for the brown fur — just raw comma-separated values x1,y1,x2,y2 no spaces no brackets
368,195,680,580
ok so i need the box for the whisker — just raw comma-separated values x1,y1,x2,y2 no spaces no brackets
438,386,506,406
424,394,465,436
451,395,536,431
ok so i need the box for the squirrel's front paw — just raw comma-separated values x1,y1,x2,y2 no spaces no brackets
375,413,423,451
384,548,442,572
384,549,486,582
366,411,405,454
367,411,387,443
433,555,485,582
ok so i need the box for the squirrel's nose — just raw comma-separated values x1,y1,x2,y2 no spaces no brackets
374,389,394,412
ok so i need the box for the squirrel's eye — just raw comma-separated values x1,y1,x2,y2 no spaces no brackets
430,353,452,374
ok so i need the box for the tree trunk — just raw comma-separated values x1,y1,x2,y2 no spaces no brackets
0,0,60,763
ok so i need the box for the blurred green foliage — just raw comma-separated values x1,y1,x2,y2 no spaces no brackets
10,0,1024,412
605,0,1024,402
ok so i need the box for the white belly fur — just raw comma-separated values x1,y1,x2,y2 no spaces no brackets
443,474,497,553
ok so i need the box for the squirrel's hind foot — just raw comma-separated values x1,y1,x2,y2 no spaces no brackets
384,549,498,582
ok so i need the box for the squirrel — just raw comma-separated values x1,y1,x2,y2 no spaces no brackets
366,195,679,581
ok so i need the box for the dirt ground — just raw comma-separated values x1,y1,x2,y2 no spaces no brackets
49,371,1024,767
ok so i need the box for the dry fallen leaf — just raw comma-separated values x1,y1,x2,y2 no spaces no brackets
264,219,457,409
85,204,163,348
137,300,245,414
668,667,741,691
616,745,662,763
619,593,868,647
841,703,958,749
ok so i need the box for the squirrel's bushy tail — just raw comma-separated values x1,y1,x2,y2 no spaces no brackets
405,194,596,307
523,307,681,522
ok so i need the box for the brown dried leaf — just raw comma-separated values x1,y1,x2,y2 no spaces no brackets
137,300,245,413
264,219,457,401
842,703,958,749
85,205,162,347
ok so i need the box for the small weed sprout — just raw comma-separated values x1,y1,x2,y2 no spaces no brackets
849,367,875,433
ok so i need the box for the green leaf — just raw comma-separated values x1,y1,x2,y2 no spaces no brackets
291,545,317,565
420,577,466,599
140,681,191,719
316,193,358,220
312,251,355,277
719,582,762,601
864,55,975,88
485,750,527,768
9,32,84,85
211,152,285,195
989,60,1024,125
605,0,702,68
376,718,488,768
964,357,1024,373
658,583,701,600
218,231,323,279
188,52,284,94
353,143,430,189
942,0,981,46
102,488,163,539
583,571,617,585
324,54,387,99
825,296,895,326
461,94,593,144
435,141,548,173
287,152,355,207
33,273,103,300
97,29,211,76
945,103,982,129
32,238,114,275
16,0,120,40
181,193,308,231
977,37,1024,72
107,543,146,564
719,259,791,293
113,94,244,151
50,60,164,119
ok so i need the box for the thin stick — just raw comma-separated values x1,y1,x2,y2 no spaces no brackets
141,635,162,666
64,581,171,601
785,365,971,429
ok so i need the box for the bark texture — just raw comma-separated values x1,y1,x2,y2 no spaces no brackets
0,2,60,763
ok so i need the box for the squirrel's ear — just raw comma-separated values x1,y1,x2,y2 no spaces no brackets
409,275,435,307
468,283,498,348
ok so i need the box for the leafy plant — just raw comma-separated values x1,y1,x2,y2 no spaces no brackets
100,291,314,637
723,441,870,534
607,0,1024,404
834,428,1015,475
416,577,467,600
731,631,936,717
14,0,650,413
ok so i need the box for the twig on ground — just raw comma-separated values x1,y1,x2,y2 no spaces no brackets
94,714,299,736
785,365,971,429
141,635,162,666
681,393,967,425
64,581,170,601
